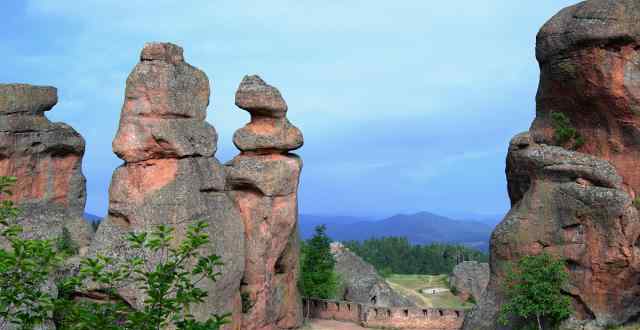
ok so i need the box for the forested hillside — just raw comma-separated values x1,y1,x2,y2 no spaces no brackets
344,237,488,275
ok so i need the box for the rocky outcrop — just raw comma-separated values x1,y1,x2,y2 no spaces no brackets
531,0,640,196
464,2,640,329
0,84,92,250
226,75,303,330
330,242,414,307
463,134,640,330
450,261,489,302
89,43,245,329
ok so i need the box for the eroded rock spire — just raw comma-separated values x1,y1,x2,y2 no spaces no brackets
227,75,304,330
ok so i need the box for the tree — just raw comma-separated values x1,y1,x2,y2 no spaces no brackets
551,112,584,150
299,225,339,299
499,253,572,330
0,175,229,330
0,176,62,330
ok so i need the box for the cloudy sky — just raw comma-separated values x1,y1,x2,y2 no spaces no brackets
2,0,577,219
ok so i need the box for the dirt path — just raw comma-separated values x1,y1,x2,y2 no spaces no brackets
305,319,367,330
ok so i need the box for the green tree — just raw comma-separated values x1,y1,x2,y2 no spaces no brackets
58,221,229,330
0,176,62,330
0,175,229,330
499,253,572,330
299,225,339,299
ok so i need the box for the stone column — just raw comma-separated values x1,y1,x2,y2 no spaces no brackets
89,43,245,328
0,83,92,250
226,75,304,329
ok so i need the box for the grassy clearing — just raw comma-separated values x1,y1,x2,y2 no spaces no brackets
386,274,474,310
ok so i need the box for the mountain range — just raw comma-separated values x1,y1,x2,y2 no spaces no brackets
299,212,496,251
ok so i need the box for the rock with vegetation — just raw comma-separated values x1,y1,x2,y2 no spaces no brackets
88,42,245,329
226,75,303,329
330,242,414,307
463,133,640,330
450,261,489,302
0,83,92,251
530,0,640,196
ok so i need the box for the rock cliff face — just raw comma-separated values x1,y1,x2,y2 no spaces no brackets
531,0,640,196
330,242,414,307
89,43,245,328
226,75,303,330
450,261,489,303
465,2,640,328
0,84,92,249
463,133,640,330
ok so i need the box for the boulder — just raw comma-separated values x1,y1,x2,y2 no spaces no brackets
330,242,414,307
531,0,640,196
450,261,489,302
227,75,303,330
0,83,92,250
89,43,245,330
463,134,640,330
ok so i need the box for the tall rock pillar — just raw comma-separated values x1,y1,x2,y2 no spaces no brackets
89,43,245,328
226,75,304,330
0,84,92,249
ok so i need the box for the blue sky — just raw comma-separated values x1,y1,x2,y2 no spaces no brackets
1,0,577,219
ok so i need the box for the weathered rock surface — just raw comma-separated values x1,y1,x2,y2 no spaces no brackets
0,83,92,250
89,43,245,329
463,134,640,330
531,0,640,196
226,75,303,330
330,242,414,307
450,261,489,303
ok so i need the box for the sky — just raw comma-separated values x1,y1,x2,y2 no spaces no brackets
1,0,578,219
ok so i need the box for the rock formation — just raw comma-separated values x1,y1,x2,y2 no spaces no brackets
464,1,640,329
531,0,640,196
464,134,640,330
0,84,92,249
330,242,414,307
450,261,489,303
89,43,245,328
226,75,303,329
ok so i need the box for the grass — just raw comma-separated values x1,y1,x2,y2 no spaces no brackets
608,325,640,330
385,274,474,310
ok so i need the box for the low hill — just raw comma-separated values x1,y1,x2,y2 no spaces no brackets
300,212,492,251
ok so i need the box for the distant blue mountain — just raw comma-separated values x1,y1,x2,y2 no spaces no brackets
83,212,102,223
300,212,492,251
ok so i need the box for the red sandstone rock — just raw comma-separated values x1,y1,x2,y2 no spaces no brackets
0,83,92,249
89,43,245,330
531,0,640,197
227,75,303,330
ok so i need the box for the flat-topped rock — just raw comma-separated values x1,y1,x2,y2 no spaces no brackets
0,84,57,114
140,42,185,64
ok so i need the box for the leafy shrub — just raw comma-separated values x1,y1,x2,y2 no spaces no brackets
551,112,584,150
633,197,640,210
0,175,229,330
499,253,572,330
56,227,79,257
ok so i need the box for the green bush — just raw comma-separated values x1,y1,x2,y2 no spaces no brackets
0,175,229,330
499,253,572,330
551,112,584,150
56,227,79,257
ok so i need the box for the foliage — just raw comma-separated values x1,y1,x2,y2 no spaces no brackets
0,175,229,330
299,225,340,299
633,197,640,210
551,112,584,150
0,176,63,330
241,292,254,314
499,253,572,330
59,221,229,330
343,237,488,275
56,227,79,257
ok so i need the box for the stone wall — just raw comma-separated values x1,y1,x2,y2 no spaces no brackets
304,298,464,330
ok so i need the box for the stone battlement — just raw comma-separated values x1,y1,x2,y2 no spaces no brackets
303,298,464,330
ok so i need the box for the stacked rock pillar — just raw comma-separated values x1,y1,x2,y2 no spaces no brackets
89,43,245,329
226,75,304,330
0,84,92,250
